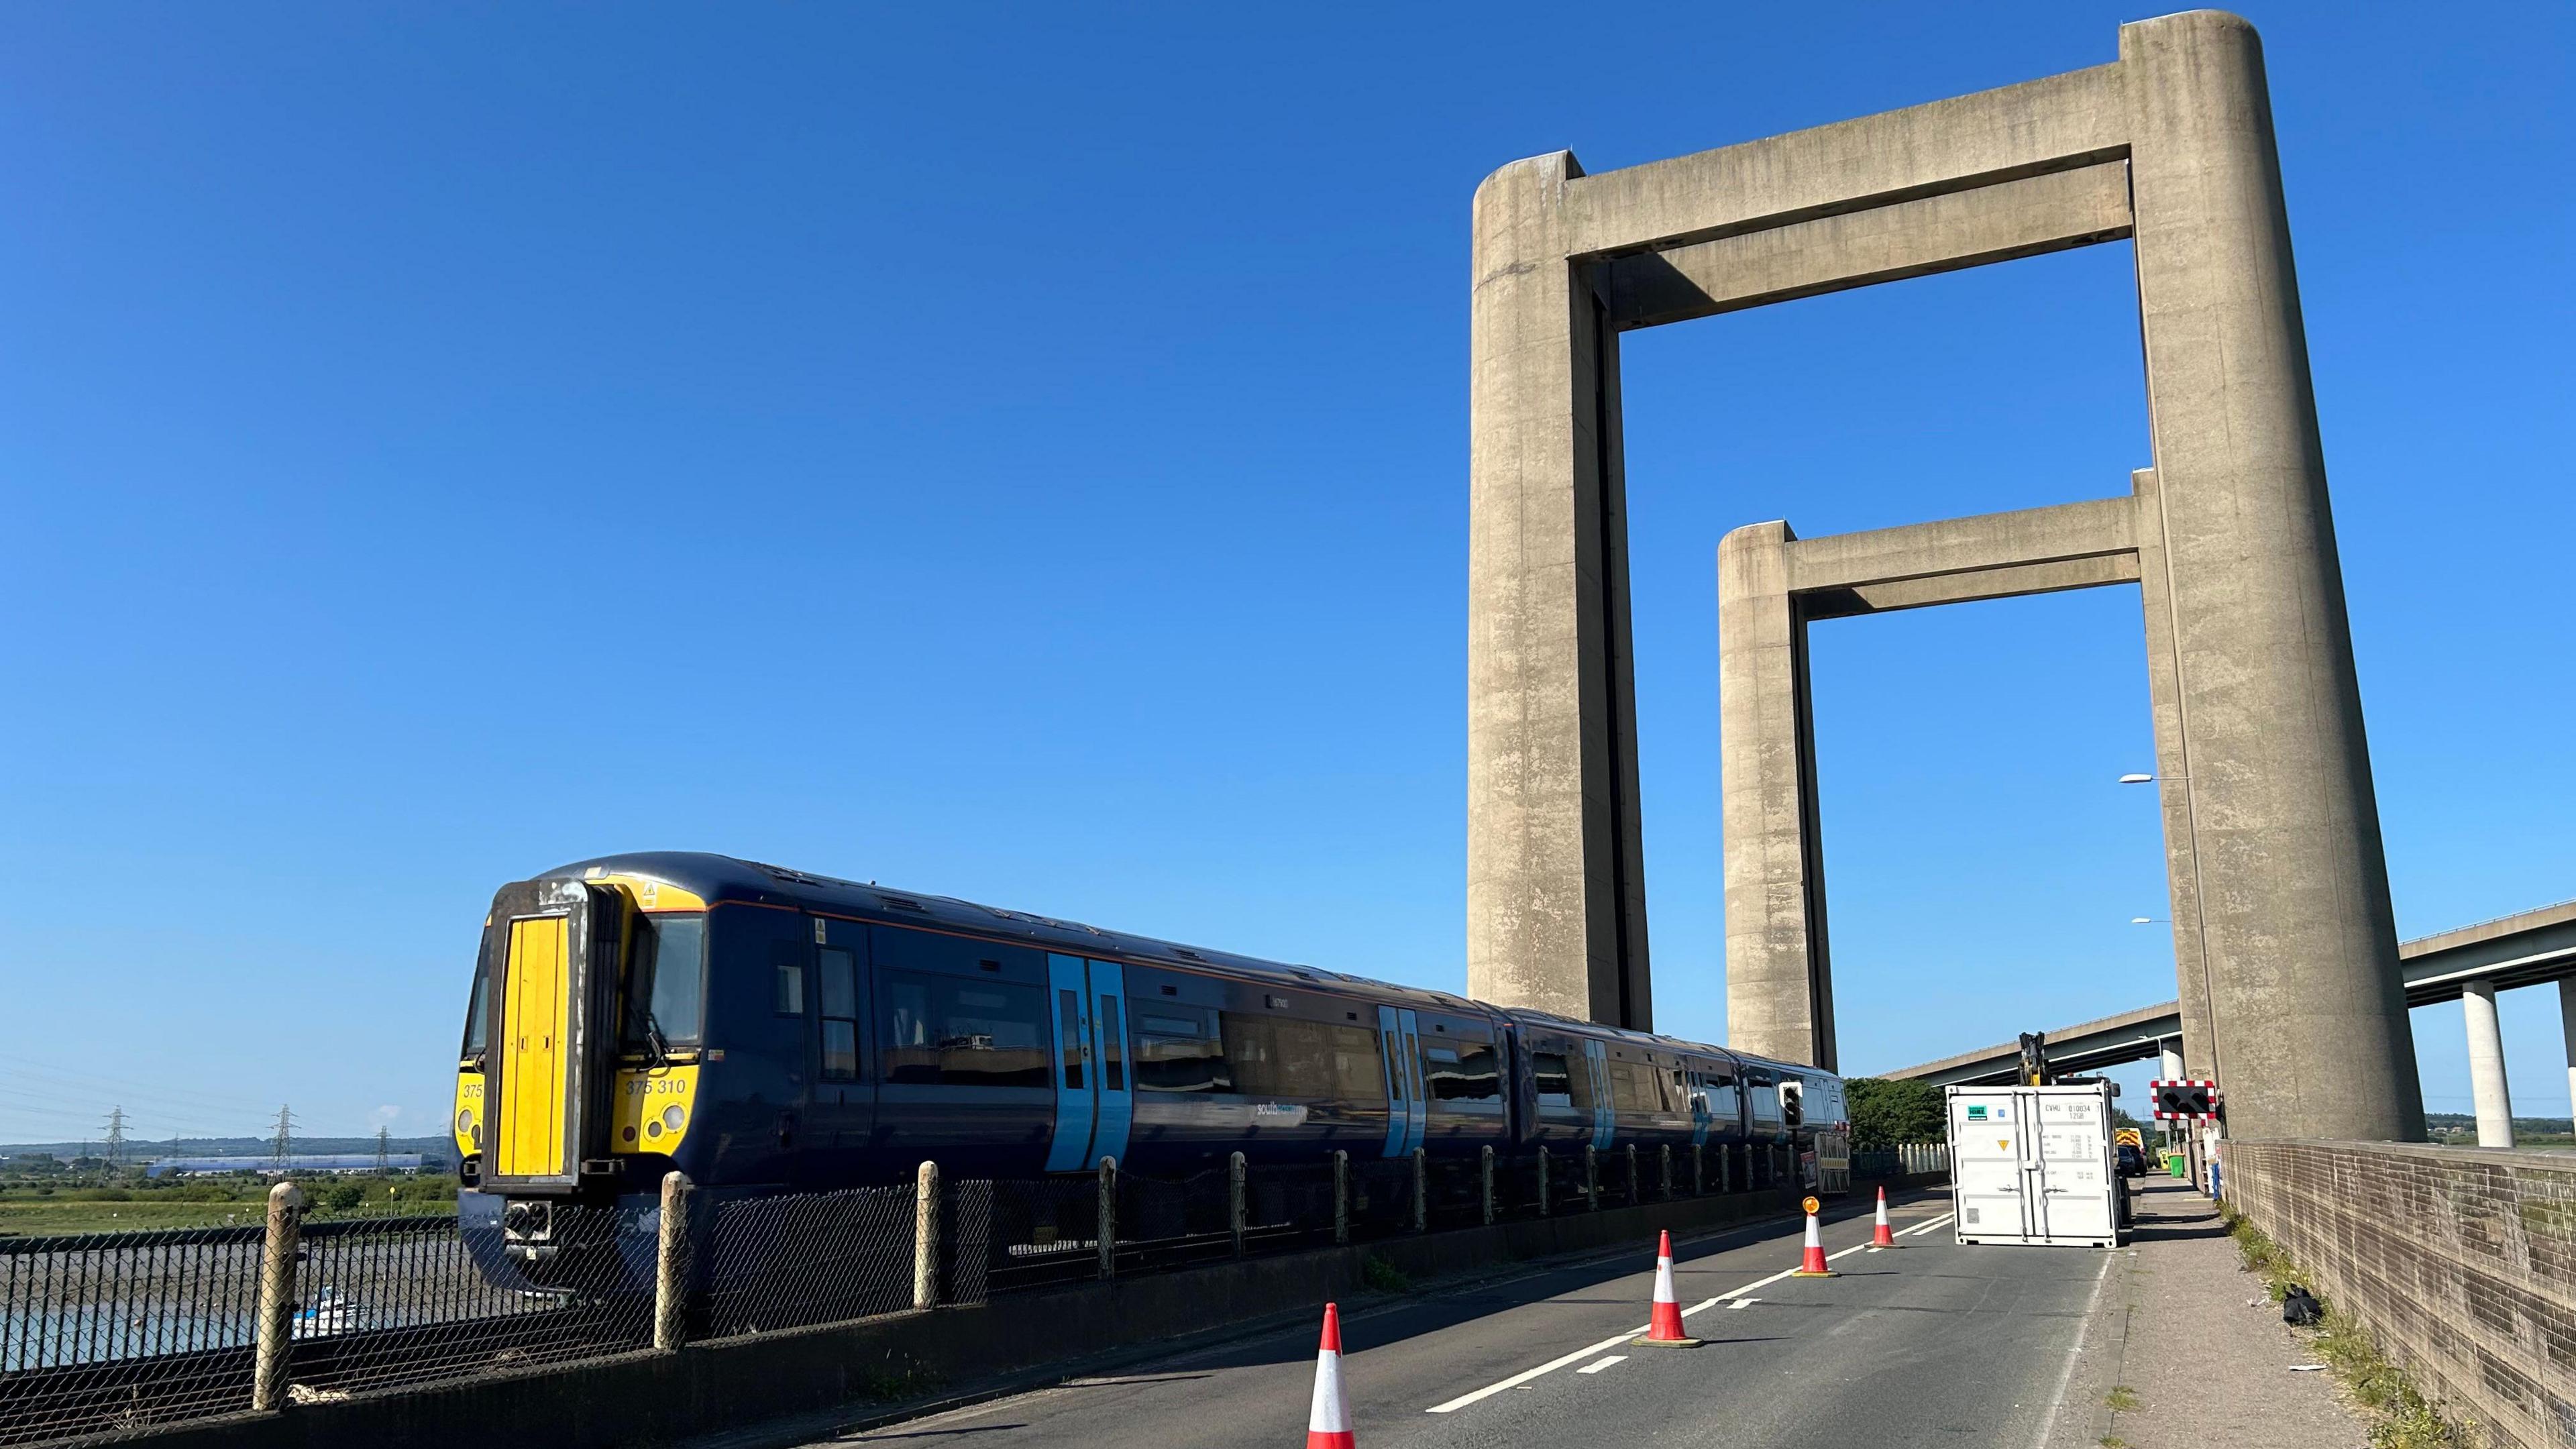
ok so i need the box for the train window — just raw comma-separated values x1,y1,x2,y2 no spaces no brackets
774,962,804,1016
1331,1024,1385,1097
1058,991,1084,1090
1223,1013,1333,1097
881,971,1051,1087
462,971,489,1058
1133,1006,1232,1093
1099,996,1125,1091
1422,1042,1501,1102
620,916,706,1050
818,949,860,1081
1609,1061,1648,1112
1532,1052,1574,1108
1707,1073,1742,1120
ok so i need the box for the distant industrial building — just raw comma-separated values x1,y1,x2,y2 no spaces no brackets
145,1153,424,1178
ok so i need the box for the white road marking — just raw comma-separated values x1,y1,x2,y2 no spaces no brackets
1896,1212,1955,1238
1426,1328,1649,1413
1729,1297,1758,1310
1430,1222,1892,1413
2028,1250,2116,1449
1577,1356,1626,1375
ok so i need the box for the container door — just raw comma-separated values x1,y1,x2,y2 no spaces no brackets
1377,1006,1408,1159
1089,961,1133,1165
497,915,570,1179
1044,954,1097,1172
2035,1089,2115,1242
1950,1091,2027,1240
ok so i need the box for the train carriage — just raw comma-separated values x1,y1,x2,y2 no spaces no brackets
452,853,1845,1275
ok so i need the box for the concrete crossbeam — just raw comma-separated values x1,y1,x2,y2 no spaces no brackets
1607,162,2135,331
1561,64,2127,258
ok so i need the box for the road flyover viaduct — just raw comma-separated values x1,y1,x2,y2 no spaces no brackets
1882,898,2576,1147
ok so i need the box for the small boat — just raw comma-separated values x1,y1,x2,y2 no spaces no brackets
291,1285,358,1338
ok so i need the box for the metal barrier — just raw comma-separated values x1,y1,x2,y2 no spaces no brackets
0,1144,1820,1445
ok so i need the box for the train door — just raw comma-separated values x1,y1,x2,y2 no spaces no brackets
1375,1006,1426,1158
808,917,874,1185
496,914,570,1179
1044,955,1135,1171
1582,1040,1613,1150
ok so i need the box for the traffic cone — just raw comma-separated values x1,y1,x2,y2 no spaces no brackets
1871,1187,1899,1248
1631,1230,1701,1347
1305,1301,1355,1449
1792,1206,1836,1277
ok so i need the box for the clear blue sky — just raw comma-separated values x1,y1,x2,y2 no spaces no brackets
1,4,2567,1146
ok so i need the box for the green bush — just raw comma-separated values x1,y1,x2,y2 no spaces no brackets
1846,1077,1945,1150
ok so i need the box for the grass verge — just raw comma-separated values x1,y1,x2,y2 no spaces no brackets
2222,1209,2473,1449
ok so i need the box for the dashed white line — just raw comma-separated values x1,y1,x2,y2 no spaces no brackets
1577,1356,1626,1375
1426,1224,1896,1413
1728,1297,1758,1310
1426,1328,1652,1413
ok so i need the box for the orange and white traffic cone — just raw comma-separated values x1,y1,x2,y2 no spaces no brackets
1305,1301,1355,1449
1632,1230,1701,1347
1792,1203,1837,1277
1871,1187,1898,1248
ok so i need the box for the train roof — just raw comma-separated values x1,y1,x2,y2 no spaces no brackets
537,852,1491,1016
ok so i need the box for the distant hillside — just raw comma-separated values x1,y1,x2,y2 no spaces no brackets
2,1135,451,1162
2423,1112,2574,1134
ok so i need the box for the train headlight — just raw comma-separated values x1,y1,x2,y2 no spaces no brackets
661,1106,686,1133
455,1108,474,1133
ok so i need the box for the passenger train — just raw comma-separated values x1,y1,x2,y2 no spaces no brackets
453,854,1848,1263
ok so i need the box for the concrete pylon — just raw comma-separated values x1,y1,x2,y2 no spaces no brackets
1464,11,2422,1140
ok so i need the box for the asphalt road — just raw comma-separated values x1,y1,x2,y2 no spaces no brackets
809,1193,2114,1449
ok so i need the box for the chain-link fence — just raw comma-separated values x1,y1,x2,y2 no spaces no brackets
0,1224,263,1444
702,1187,912,1337
0,1144,1821,1445
284,1203,658,1400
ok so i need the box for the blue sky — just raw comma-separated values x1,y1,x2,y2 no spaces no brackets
1,4,2567,1146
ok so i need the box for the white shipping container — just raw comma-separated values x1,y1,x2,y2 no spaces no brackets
1947,1082,2121,1248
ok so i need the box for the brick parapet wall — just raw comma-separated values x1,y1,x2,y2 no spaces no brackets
2224,1139,2576,1449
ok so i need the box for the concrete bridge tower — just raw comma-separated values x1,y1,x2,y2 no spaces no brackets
1463,10,2424,1142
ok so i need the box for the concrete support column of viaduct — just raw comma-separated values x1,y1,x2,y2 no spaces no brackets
1465,9,2424,1140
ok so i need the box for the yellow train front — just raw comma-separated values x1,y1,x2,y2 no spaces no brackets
452,864,716,1286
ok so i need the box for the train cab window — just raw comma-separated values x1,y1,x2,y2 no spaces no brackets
1532,1052,1575,1108
1133,1006,1233,1093
1424,1042,1501,1102
774,962,804,1016
462,971,489,1059
881,971,1050,1087
817,948,860,1081
621,915,706,1051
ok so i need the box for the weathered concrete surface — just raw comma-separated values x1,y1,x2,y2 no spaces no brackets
2123,11,2420,1142
2225,1139,2576,1449
1469,11,2419,1141
1715,522,1829,1067
1466,150,1653,1030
